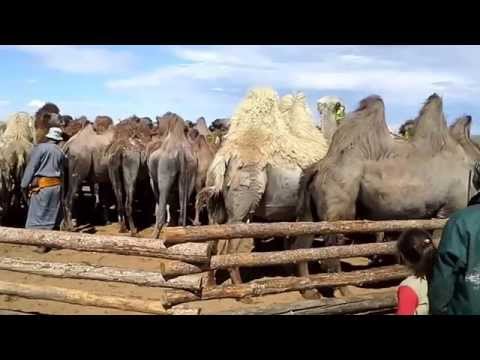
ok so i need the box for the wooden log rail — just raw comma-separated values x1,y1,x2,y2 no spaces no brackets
161,219,447,244
202,265,411,300
211,241,398,269
214,291,397,315
0,280,200,315
0,220,439,313
0,257,203,292
0,227,211,263
0,309,36,315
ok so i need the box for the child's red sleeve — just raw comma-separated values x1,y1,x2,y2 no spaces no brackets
396,286,419,315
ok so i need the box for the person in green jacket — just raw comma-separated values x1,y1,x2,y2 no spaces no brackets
429,191,480,314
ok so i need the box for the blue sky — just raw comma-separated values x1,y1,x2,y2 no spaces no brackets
0,45,479,133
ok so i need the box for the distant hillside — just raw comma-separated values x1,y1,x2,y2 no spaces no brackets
472,135,480,145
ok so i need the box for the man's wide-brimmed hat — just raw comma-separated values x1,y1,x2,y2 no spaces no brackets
45,127,63,141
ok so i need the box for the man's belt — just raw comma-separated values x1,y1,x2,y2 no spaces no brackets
29,177,62,196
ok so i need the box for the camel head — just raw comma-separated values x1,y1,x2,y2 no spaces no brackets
209,118,230,133
317,96,346,143
139,117,153,129
399,119,417,139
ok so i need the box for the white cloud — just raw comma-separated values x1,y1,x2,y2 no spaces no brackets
14,45,134,74
26,79,37,84
106,62,235,90
27,99,45,108
172,46,274,69
102,45,480,129
0,100,10,107
107,46,476,104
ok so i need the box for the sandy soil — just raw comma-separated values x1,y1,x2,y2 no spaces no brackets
0,224,395,315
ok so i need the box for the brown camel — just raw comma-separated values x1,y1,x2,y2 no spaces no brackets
148,113,197,240
106,116,152,236
93,116,113,134
188,128,216,226
63,117,91,140
62,122,114,231
294,94,480,281
34,102,63,143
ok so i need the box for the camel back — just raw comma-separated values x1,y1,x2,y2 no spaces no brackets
214,88,328,170
411,94,458,154
195,117,210,136
105,118,152,156
325,95,392,161
450,116,480,161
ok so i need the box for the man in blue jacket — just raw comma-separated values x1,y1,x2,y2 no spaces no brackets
20,127,66,253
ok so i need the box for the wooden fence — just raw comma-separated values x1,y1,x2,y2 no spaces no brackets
0,219,446,315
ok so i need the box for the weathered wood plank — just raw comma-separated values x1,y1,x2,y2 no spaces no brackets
211,242,398,269
161,219,447,244
202,265,410,300
0,227,211,263
214,291,397,315
0,280,198,314
0,309,35,315
0,257,204,291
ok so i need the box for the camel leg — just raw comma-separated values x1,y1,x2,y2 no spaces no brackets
368,231,386,266
291,234,324,299
63,171,82,231
125,185,137,236
108,158,126,233
152,161,176,241
192,201,202,226
166,204,171,225
122,153,139,237
178,178,187,227
291,191,323,299
149,177,161,235
226,218,256,304
292,234,315,277
202,163,266,299
96,183,111,226
192,168,206,226
178,157,196,227
186,166,197,225
320,179,360,273
225,226,253,287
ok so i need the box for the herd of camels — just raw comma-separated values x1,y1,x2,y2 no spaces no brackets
0,88,479,295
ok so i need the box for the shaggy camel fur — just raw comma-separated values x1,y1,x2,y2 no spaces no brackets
197,88,329,285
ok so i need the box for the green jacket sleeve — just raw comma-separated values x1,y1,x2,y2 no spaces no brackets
429,218,467,314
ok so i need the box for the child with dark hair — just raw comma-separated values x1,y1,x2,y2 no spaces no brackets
396,229,437,315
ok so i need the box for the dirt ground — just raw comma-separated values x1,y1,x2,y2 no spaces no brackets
0,223,397,315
